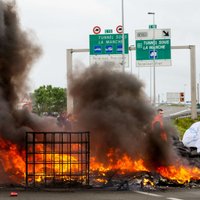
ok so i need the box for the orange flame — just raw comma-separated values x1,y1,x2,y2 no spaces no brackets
90,148,148,174
157,165,200,184
1,138,200,185
0,138,25,183
90,148,200,184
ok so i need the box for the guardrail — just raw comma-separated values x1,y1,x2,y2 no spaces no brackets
169,109,200,119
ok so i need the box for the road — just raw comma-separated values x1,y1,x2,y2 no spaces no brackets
0,188,199,200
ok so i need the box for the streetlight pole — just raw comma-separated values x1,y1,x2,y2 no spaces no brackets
148,12,156,106
121,0,125,72
198,73,200,105
197,83,199,105
0,0,5,38
184,83,187,103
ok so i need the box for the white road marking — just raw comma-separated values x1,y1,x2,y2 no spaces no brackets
135,191,162,197
135,191,184,200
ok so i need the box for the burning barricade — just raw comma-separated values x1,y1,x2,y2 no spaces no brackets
0,0,200,190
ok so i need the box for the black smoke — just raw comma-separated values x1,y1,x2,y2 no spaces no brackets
70,65,178,170
0,0,65,184
0,0,44,145
0,0,180,183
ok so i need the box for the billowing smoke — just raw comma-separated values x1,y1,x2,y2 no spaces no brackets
70,65,178,170
0,0,180,184
0,0,64,183
0,0,43,145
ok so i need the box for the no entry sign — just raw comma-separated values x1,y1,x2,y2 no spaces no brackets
116,25,123,34
93,26,101,34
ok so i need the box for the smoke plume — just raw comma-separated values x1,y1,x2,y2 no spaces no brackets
0,0,44,144
0,0,66,183
70,65,177,170
0,0,180,183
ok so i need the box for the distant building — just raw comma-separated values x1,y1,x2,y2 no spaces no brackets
166,92,184,104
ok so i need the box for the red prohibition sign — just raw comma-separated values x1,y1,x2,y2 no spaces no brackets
93,26,101,34
116,25,123,34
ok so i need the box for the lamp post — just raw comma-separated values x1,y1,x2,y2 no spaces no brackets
197,83,199,105
0,0,5,38
198,73,200,105
184,83,187,103
148,12,156,106
121,0,125,72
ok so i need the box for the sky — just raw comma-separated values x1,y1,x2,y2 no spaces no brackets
15,0,200,102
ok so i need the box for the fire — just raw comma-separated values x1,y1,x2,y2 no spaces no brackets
27,144,81,184
31,152,80,183
0,138,25,183
90,148,200,184
142,178,155,187
1,138,200,185
90,148,148,174
0,138,81,184
157,165,200,184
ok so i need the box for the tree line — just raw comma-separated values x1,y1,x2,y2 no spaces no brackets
31,85,67,116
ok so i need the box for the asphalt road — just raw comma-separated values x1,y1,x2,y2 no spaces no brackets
0,188,200,200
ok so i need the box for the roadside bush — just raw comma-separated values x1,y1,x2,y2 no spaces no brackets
173,116,200,139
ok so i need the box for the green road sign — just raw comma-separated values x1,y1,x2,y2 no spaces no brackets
136,39,171,60
135,29,171,66
105,29,113,33
149,24,157,29
89,33,129,55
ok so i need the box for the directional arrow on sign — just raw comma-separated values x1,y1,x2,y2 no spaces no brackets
163,30,169,36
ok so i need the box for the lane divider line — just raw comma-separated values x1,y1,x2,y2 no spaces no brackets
135,191,162,197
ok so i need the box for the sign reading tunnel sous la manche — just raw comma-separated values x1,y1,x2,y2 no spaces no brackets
135,28,171,67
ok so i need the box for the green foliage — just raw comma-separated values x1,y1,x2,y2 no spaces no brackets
173,116,200,139
32,85,67,115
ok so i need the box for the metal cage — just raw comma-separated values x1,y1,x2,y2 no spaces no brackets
25,131,90,188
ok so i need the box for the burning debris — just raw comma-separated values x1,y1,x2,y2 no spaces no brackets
69,65,200,188
0,0,200,190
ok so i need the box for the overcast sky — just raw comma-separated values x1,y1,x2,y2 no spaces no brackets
16,0,200,102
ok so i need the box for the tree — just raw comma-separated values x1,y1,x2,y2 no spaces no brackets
32,85,67,115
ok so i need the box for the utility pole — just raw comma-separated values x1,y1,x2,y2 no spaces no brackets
0,0,5,38
197,83,199,105
121,0,125,72
148,12,156,106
